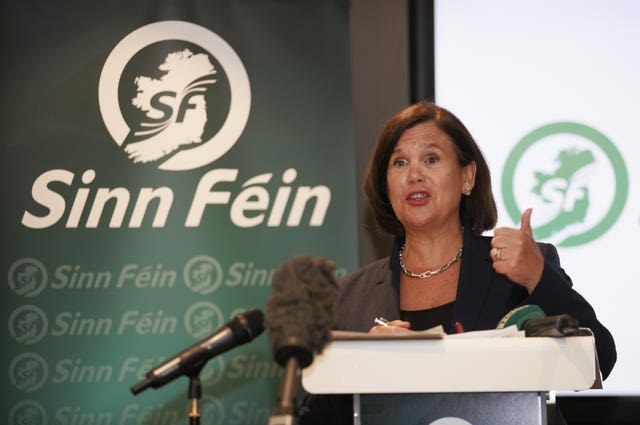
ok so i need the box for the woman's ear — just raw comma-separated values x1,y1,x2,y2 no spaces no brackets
462,161,476,195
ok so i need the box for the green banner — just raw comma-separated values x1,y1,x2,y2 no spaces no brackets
1,2,357,424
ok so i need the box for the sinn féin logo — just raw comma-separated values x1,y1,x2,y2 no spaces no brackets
9,305,49,345
502,122,628,246
8,258,47,298
183,255,223,294
198,395,225,425
9,400,48,425
99,21,251,171
9,352,49,392
184,301,224,339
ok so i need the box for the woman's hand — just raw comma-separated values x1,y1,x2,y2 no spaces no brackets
368,319,412,334
490,208,544,293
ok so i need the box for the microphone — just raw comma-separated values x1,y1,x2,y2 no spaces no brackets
496,304,545,330
264,255,338,422
523,314,580,337
130,308,264,395
497,304,579,337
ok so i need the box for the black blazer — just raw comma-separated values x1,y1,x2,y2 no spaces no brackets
300,227,616,424
336,225,617,379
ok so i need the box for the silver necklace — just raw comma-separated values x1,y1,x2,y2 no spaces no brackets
399,244,462,279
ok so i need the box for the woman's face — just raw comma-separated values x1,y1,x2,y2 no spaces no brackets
386,121,476,233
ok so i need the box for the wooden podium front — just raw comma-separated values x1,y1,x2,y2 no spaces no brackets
301,329,600,424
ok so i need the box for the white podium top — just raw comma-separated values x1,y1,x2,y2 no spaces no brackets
302,330,599,394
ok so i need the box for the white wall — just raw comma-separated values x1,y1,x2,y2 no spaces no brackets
435,0,640,395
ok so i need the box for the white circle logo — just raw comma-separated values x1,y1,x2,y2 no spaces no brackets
9,305,49,345
430,419,472,425
9,352,49,392
8,258,47,298
183,255,223,294
503,122,627,246
200,357,226,387
99,21,251,171
8,400,48,425
197,395,225,425
184,301,224,339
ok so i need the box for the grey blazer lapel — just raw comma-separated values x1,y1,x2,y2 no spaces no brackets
372,260,401,322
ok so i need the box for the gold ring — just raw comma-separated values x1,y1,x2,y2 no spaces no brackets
490,248,502,260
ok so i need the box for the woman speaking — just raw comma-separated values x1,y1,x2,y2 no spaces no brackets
302,101,616,424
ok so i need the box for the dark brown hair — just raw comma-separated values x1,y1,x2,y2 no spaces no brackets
364,101,497,236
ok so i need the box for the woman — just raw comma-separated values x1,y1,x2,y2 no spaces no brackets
301,102,616,424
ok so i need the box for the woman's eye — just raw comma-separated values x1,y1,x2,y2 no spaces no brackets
425,155,438,164
393,158,408,167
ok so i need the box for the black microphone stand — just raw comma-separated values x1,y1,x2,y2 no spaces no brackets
186,363,205,425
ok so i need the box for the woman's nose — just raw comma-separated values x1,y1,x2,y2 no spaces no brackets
407,164,424,183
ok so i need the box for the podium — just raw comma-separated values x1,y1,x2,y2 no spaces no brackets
301,329,600,424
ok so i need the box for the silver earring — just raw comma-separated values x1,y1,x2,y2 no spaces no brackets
464,185,471,196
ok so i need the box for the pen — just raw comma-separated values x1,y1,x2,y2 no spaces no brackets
374,317,390,327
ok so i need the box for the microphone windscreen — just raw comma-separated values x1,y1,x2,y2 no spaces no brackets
497,304,545,330
264,255,338,367
304,257,339,353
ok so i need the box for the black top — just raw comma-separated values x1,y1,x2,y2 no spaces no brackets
401,301,455,331
335,230,616,379
302,229,617,425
